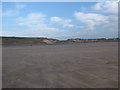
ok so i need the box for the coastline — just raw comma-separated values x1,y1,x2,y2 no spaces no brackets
1,37,119,45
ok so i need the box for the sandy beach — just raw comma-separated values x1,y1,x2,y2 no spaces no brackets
2,42,118,88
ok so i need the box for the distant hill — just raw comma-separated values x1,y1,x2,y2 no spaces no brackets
0,37,119,45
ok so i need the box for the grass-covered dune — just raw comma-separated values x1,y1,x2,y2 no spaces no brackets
1,37,119,45
1,37,58,45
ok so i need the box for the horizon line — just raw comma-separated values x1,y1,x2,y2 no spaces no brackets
0,36,119,40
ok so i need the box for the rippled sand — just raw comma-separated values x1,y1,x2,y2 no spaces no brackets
2,42,118,88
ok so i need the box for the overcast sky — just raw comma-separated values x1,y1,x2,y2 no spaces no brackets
1,1,118,39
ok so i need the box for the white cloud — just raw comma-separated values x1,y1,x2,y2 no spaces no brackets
91,1,118,31
2,10,18,16
18,13,46,27
17,13,65,33
2,30,21,36
74,12,109,30
93,1,118,14
15,3,26,9
50,17,75,28
50,17,61,22
2,3,27,17
32,24,61,32
16,12,73,38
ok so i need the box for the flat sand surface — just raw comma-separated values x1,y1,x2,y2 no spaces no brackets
2,42,118,88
